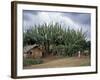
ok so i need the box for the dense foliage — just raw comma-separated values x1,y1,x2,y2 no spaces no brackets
23,23,90,57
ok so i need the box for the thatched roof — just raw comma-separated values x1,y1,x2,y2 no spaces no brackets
23,44,39,53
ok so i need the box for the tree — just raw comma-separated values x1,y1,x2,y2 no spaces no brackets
23,23,88,57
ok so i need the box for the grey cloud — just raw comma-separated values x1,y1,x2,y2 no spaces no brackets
61,12,91,25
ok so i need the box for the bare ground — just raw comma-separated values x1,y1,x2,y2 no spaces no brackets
23,56,90,69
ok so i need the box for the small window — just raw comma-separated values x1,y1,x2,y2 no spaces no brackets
30,52,32,55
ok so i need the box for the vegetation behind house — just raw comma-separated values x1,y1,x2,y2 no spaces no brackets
23,22,90,57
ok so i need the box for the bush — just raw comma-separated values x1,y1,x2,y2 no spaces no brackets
23,59,43,66
51,45,66,56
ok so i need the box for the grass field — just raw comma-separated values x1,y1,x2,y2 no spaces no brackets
23,56,90,69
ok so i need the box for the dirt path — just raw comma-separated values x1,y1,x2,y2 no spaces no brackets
24,56,90,69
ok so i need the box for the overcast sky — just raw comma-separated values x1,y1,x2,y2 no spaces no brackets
23,10,91,40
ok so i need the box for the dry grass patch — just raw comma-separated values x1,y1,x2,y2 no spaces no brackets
24,56,90,69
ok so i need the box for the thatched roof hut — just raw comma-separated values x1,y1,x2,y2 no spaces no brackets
23,44,43,59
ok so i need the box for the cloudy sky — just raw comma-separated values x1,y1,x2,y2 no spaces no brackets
23,10,91,40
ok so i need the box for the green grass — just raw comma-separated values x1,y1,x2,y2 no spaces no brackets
79,61,90,66
23,58,43,66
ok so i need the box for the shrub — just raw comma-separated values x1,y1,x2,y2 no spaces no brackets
51,45,66,56
23,59,43,66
